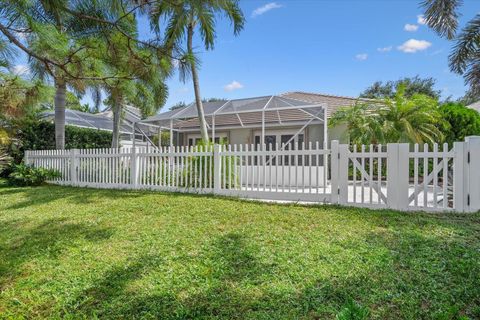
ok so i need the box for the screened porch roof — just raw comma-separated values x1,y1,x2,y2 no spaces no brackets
139,95,327,131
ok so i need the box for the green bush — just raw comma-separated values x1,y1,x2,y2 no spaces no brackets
18,120,112,152
440,102,480,147
8,163,61,186
3,120,112,176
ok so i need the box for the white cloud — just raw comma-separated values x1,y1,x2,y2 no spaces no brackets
11,64,29,75
404,24,419,32
177,87,188,94
224,80,244,91
377,46,393,53
417,14,427,25
355,53,368,61
252,2,283,17
397,39,432,53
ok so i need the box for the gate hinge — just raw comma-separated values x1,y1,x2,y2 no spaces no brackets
338,153,340,160
467,194,470,206
337,188,340,195
467,151,470,164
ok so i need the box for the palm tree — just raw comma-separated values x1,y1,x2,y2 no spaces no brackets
0,0,112,149
149,0,245,143
421,0,480,95
329,102,385,145
92,25,171,148
330,85,445,145
1,0,169,149
380,85,445,145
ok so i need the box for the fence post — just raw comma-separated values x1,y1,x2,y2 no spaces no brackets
338,144,349,204
213,144,221,193
70,149,78,186
387,143,409,210
465,136,480,212
330,140,339,203
130,147,138,187
453,141,466,212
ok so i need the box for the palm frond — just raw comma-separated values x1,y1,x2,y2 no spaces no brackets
421,0,462,39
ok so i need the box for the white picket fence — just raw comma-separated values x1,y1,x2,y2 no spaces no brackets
25,136,480,212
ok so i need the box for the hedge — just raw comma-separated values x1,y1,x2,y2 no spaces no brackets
9,120,112,165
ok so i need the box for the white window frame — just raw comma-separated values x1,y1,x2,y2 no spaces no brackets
253,128,305,146
187,132,228,146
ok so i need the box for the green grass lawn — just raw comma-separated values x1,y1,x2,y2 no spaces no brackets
0,183,479,319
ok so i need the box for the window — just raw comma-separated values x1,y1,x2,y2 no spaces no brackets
254,131,305,165
254,135,277,164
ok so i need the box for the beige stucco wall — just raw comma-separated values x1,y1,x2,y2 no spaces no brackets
177,123,348,147
307,124,324,146
228,128,252,145
328,123,348,145
306,123,348,147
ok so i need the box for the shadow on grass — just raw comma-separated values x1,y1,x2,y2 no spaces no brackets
62,229,480,319
0,217,114,288
0,184,144,210
65,232,278,319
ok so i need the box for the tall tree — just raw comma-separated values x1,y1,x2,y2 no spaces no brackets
360,76,441,100
148,0,245,143
0,0,172,149
421,0,480,95
93,29,170,148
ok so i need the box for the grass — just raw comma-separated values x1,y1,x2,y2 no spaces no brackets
0,183,479,319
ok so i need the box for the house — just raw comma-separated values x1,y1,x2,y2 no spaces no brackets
467,100,480,113
41,106,156,147
139,92,360,149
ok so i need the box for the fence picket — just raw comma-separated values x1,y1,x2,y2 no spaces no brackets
26,137,479,212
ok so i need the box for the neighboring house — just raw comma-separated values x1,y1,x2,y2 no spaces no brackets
41,106,155,147
467,101,480,113
140,92,359,148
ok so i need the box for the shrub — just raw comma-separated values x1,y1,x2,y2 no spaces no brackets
439,102,480,147
18,120,112,152
8,163,61,186
1,120,112,177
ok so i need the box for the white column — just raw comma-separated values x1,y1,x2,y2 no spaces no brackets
330,140,340,203
338,143,349,204
453,141,466,212
261,111,265,151
323,106,328,148
386,143,409,210
158,127,162,148
70,149,78,185
130,147,138,187
169,119,173,146
132,122,136,149
212,115,216,144
465,136,480,212
213,144,221,193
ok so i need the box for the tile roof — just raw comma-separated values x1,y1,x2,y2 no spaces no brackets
280,91,363,118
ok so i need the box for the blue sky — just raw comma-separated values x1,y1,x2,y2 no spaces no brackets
9,0,478,111
157,0,477,110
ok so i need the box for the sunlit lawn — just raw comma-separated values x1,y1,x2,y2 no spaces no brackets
0,182,479,319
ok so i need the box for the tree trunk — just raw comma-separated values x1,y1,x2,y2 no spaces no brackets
111,95,122,149
54,78,66,149
188,24,209,143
